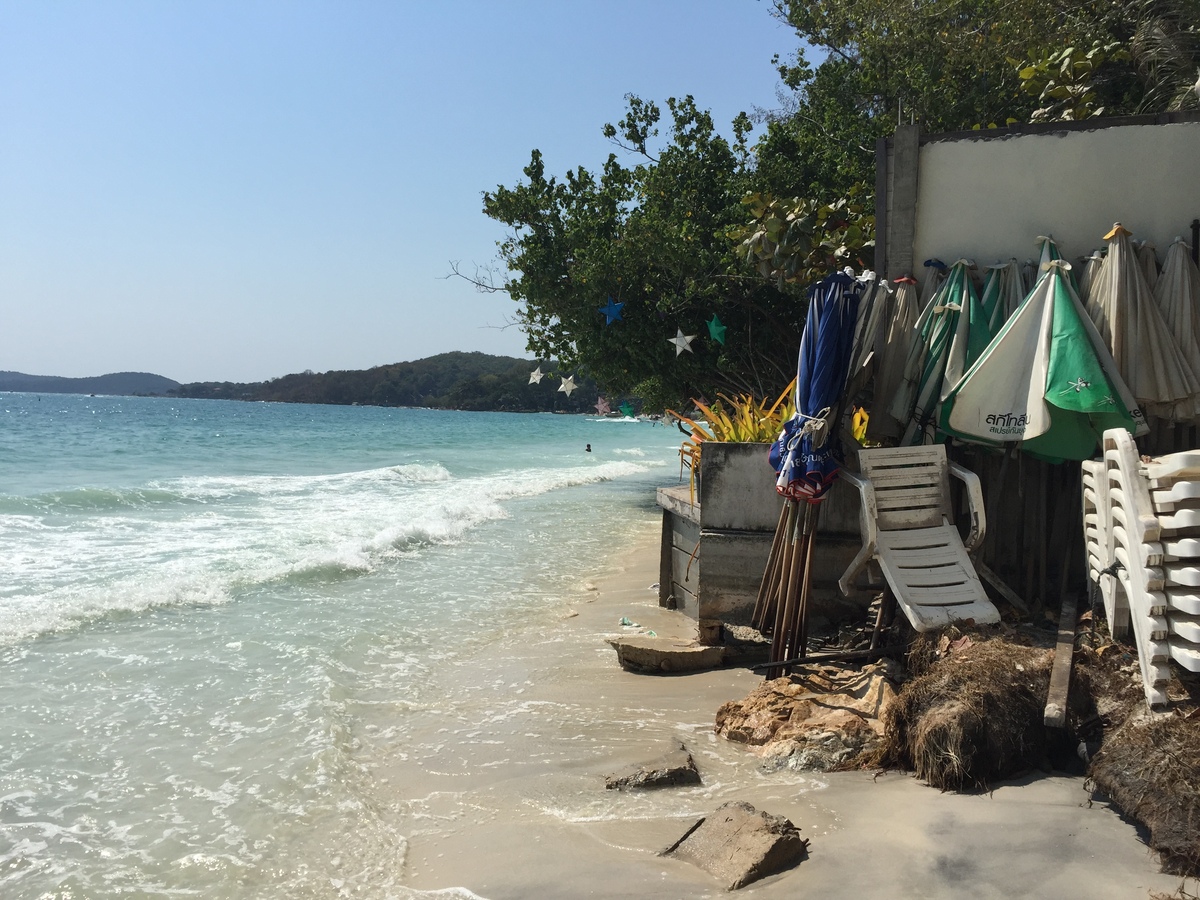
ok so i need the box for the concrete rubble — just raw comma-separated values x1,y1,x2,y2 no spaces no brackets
606,634,724,674
661,800,808,890
715,662,896,771
604,743,701,790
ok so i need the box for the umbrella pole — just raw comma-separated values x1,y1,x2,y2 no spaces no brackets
768,516,804,679
767,502,799,630
1038,460,1049,607
753,502,790,630
767,506,799,672
986,444,1014,569
788,511,819,675
781,533,805,663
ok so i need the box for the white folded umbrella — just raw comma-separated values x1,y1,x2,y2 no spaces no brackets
1085,224,1200,422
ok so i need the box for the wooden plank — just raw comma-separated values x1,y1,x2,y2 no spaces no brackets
976,561,1031,613
1044,592,1078,728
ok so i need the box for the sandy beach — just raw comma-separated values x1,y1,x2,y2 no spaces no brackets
373,522,1189,900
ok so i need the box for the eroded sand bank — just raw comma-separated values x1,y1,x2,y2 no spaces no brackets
378,523,1186,899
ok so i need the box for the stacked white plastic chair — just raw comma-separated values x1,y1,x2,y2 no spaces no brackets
1085,429,1200,708
1140,450,1200,678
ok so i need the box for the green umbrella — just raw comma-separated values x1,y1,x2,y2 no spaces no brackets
980,259,1024,333
890,260,993,445
942,260,1142,461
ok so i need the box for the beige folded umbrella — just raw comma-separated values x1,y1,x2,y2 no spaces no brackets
1136,239,1160,291
1153,238,1200,421
848,272,887,376
868,277,919,441
1077,251,1105,304
1085,224,1200,421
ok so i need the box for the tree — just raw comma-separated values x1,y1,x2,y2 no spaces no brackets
481,96,809,408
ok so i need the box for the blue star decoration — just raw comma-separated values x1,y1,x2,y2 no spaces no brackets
599,297,624,325
707,314,727,346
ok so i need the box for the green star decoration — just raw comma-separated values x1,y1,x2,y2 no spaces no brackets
707,314,727,345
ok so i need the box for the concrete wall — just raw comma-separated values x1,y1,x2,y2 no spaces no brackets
697,442,782,531
910,118,1200,269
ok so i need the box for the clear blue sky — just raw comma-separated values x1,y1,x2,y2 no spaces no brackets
0,1,802,384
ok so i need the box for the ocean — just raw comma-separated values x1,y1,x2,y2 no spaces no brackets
0,394,687,898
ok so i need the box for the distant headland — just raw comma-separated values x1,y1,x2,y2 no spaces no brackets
0,370,180,396
3,353,602,413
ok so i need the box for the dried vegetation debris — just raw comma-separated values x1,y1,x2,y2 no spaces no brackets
870,627,1054,790
1071,636,1200,877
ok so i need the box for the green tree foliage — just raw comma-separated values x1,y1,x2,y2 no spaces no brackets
770,0,1198,138
482,96,807,408
771,0,1092,132
174,352,601,413
1015,41,1132,121
728,190,874,289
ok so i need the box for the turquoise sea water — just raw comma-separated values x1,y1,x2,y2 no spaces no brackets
0,395,682,898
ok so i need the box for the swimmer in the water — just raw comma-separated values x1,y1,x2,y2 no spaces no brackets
585,444,592,452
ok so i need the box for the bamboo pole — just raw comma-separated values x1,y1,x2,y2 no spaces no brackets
787,525,818,675
775,531,806,676
752,501,790,630
767,510,800,671
765,502,799,632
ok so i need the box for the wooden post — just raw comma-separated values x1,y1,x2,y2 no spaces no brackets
1044,591,1078,728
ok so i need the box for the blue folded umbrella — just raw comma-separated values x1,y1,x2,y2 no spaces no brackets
771,272,862,502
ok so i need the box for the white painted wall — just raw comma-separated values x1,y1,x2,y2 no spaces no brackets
912,121,1200,270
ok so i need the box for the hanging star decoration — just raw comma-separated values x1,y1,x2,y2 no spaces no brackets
558,375,578,397
595,397,611,415
668,328,697,356
599,297,624,325
619,401,635,418
707,314,727,346
528,366,544,385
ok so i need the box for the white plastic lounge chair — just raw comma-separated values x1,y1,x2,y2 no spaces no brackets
838,445,1000,632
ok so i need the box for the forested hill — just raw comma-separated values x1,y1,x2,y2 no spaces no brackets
173,352,602,412
0,371,181,395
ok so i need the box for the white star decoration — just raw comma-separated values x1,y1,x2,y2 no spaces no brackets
669,328,697,356
528,366,544,385
558,375,578,397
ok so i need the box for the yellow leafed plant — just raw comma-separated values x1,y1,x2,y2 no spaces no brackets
666,379,796,503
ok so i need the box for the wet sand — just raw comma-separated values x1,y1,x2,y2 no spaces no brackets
381,523,1188,899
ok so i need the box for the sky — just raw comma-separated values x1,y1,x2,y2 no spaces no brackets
0,1,803,384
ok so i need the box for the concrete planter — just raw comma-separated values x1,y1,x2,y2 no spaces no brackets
656,442,864,644
656,443,780,644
